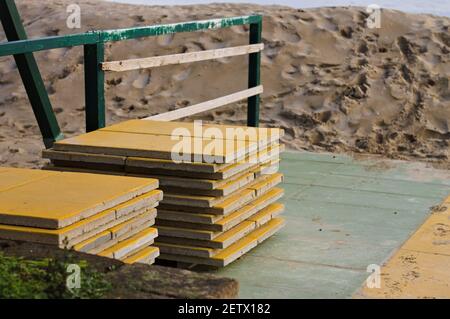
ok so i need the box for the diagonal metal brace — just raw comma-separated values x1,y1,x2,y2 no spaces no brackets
0,0,63,148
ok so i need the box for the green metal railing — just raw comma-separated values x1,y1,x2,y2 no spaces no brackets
0,0,262,148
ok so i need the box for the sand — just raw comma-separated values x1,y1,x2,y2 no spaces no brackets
0,0,448,168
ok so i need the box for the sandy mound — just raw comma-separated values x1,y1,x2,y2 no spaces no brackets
0,0,449,168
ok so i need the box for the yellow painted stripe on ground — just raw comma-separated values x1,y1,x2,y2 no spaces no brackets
355,198,450,298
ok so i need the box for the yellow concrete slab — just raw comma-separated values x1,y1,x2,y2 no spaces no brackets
126,156,223,174
47,160,124,173
401,206,450,256
158,217,285,267
0,206,114,246
214,195,283,231
247,203,285,227
157,204,256,231
126,151,254,176
212,221,256,248
255,159,281,178
156,202,283,249
98,227,158,260
87,219,156,255
161,188,255,210
156,242,218,258
0,168,159,229
249,173,284,196
73,230,112,253
246,217,285,243
0,167,56,192
157,210,221,225
48,161,257,192
135,167,257,192
159,171,256,196
156,211,280,258
122,246,160,265
157,225,214,241
251,188,285,212
54,130,257,164
112,190,162,219
109,209,157,239
126,143,282,179
42,150,126,166
160,171,283,210
74,210,156,253
157,190,283,232
157,219,256,249
43,164,126,176
355,195,450,298
101,119,284,147
356,249,450,298
159,186,283,216
0,194,159,247
47,143,281,182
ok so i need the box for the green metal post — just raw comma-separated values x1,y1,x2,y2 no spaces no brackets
247,20,262,127
84,42,105,132
0,0,63,148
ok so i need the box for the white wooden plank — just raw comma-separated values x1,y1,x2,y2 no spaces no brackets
143,86,263,122
102,44,264,72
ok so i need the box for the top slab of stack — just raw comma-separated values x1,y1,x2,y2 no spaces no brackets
0,167,158,229
101,120,283,148
52,120,284,164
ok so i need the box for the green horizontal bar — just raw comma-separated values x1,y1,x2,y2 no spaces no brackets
100,15,261,42
0,32,98,57
0,15,261,57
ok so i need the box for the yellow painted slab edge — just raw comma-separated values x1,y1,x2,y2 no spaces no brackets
0,190,161,245
73,209,157,252
98,227,158,259
158,217,285,267
122,246,160,264
87,219,155,255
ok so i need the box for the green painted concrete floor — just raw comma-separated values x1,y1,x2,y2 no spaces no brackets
214,151,450,298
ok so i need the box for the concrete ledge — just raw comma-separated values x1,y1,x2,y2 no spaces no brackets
0,239,239,299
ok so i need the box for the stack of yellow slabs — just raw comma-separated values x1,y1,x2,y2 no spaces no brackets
43,119,286,267
0,167,162,265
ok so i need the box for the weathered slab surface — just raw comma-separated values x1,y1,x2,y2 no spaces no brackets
0,167,158,229
354,201,450,298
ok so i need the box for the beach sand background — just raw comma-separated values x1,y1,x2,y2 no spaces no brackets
0,0,448,168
